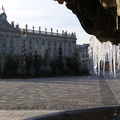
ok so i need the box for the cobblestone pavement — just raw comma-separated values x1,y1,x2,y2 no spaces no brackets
0,75,102,110
0,110,60,120
0,72,120,119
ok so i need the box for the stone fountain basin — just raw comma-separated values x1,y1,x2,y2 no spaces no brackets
26,106,120,120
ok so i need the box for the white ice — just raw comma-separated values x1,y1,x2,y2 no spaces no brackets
89,36,120,78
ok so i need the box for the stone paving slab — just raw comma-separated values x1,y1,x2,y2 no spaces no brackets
0,110,60,120
105,71,120,104
0,72,120,120
0,75,103,110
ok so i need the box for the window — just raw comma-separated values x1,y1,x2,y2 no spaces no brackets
54,41,56,46
47,47,51,56
29,46,33,53
1,48,6,54
86,54,88,57
9,47,14,54
69,42,71,47
82,60,85,63
29,38,32,44
68,49,71,57
48,40,51,46
10,36,13,43
60,41,62,46
36,38,39,44
42,39,45,45
54,48,57,56
1,36,7,44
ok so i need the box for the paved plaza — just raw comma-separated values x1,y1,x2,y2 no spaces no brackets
0,71,120,119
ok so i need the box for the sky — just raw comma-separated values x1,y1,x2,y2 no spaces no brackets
0,0,91,44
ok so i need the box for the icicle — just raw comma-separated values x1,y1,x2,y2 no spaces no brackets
102,42,106,75
109,42,113,77
116,45,119,70
89,36,119,78
92,36,98,74
113,45,116,78
117,44,120,70
116,16,119,29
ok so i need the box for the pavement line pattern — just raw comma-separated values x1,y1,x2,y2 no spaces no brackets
99,75,119,106
0,110,60,120
0,76,102,110
0,73,120,120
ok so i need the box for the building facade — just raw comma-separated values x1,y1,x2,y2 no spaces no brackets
0,12,77,74
0,12,77,57
76,44,89,65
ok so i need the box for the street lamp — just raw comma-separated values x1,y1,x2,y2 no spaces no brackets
22,29,27,79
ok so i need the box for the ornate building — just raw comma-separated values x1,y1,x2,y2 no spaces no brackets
0,12,76,56
76,44,89,65
0,12,77,73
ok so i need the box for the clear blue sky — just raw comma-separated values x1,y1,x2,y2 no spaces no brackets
0,0,91,44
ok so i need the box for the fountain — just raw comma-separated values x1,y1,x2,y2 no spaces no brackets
89,36,120,78
26,37,120,117
26,106,120,120
26,1,120,119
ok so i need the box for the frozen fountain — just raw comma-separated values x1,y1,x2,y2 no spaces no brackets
25,1,120,119
89,36,120,78
26,37,120,120
26,106,120,120
25,37,120,120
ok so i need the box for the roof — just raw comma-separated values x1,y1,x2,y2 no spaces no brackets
76,44,89,51
0,12,20,33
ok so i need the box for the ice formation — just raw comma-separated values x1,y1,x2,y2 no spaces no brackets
89,36,120,78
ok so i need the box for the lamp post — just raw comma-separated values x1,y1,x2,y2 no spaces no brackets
22,29,27,79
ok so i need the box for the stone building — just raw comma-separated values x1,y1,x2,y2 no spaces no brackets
76,44,89,65
0,12,77,73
